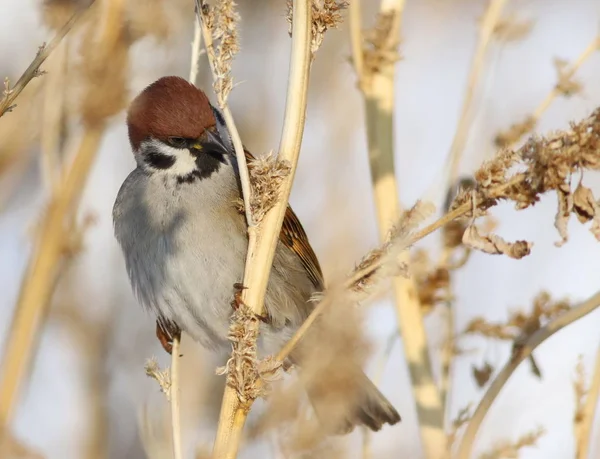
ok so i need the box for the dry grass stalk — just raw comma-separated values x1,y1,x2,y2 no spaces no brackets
447,0,508,184
198,0,253,227
495,35,600,148
478,426,545,459
349,1,446,456
40,40,69,192
277,201,432,364
0,1,95,117
447,404,472,450
456,290,600,459
0,0,132,434
0,127,104,431
170,336,183,459
463,292,570,380
577,345,600,458
206,0,315,457
573,356,587,456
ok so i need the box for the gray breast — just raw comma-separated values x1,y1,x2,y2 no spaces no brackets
113,167,316,355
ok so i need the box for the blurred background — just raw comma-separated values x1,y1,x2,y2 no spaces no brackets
1,0,600,457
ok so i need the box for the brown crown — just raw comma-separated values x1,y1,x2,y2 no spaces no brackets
126,76,216,150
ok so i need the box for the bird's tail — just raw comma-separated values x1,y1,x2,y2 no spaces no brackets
304,368,401,434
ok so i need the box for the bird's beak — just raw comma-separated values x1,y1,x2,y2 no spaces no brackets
190,130,229,154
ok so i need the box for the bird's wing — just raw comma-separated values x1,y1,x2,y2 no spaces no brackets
243,149,324,290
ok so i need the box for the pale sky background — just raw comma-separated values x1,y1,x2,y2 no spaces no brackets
1,0,600,458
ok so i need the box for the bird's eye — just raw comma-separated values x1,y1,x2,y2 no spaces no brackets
167,137,187,148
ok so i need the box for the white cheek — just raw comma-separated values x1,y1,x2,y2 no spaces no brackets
170,148,197,176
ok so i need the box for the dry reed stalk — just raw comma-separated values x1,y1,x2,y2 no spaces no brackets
0,1,94,117
196,0,253,227
447,0,508,183
0,126,103,429
0,0,129,434
496,35,600,148
456,290,600,459
577,345,600,459
200,0,313,457
40,40,68,192
170,336,183,459
349,1,446,456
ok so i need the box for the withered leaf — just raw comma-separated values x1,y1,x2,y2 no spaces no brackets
573,183,596,223
529,355,542,379
472,361,494,388
572,183,600,241
554,187,572,247
463,225,532,259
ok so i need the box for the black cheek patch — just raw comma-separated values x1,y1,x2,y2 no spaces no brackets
145,148,176,169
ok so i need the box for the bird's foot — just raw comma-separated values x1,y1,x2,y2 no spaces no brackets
231,282,247,310
231,283,271,323
156,320,181,355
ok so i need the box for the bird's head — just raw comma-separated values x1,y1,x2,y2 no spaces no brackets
126,76,232,183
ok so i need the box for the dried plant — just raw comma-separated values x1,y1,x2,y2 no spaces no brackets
145,358,173,400
478,426,546,459
447,404,472,450
495,35,600,148
287,0,348,55
450,107,600,257
3,2,600,459
201,0,240,104
243,153,292,223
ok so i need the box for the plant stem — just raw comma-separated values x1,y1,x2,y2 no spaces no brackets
0,126,104,429
209,1,313,457
456,290,600,459
447,0,508,184
350,0,446,456
577,343,600,459
0,1,95,117
170,336,183,459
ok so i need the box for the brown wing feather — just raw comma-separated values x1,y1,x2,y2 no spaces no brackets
243,149,324,290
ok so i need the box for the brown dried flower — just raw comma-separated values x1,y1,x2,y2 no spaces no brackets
451,108,600,253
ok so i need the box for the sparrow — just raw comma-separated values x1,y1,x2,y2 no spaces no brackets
112,76,400,432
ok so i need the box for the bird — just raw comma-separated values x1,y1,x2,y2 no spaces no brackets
112,76,400,433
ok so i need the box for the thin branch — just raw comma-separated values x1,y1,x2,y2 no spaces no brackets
496,35,600,148
196,0,253,228
209,0,313,457
0,1,94,117
0,0,126,431
447,0,508,184
348,1,364,84
189,12,203,87
349,0,446,455
170,336,183,459
456,290,600,459
577,343,600,459
533,37,599,122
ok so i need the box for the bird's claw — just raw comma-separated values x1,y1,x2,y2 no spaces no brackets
231,282,247,310
156,320,181,355
231,283,271,323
